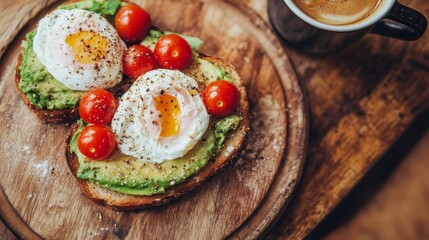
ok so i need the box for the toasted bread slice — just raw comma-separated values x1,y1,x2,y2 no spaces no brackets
65,55,249,210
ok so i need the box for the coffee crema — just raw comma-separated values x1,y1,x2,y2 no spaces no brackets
292,0,382,25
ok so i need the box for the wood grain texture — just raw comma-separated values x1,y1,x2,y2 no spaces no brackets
0,0,306,239
2,0,429,239
266,0,429,238
325,113,429,240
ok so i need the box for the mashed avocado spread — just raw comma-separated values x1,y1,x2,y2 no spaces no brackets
71,115,242,195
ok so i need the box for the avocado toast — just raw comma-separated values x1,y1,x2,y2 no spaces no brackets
66,55,249,210
16,0,249,209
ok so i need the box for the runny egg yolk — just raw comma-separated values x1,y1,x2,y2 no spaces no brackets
65,30,108,64
154,94,181,137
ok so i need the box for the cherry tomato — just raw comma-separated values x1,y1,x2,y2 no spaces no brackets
123,45,157,79
115,4,152,42
79,89,118,125
77,125,116,160
202,80,240,118
154,34,192,70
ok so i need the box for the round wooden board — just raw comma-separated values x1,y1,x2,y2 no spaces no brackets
0,0,307,239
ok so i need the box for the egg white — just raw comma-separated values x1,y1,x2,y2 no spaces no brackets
111,69,210,163
33,9,126,91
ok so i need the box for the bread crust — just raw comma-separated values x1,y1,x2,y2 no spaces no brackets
65,55,250,210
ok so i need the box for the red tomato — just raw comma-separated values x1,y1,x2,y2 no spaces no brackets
154,34,192,70
115,4,151,42
77,125,116,160
202,80,240,118
79,89,118,125
123,45,157,79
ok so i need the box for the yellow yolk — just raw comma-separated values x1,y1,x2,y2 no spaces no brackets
65,30,108,64
155,94,181,137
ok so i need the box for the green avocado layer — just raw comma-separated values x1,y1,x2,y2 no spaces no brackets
19,31,85,109
71,115,242,195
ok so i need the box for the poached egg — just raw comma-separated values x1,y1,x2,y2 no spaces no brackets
111,69,210,163
33,9,126,91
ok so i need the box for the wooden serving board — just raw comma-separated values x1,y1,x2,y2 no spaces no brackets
0,0,307,239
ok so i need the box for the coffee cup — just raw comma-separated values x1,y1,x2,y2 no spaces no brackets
268,0,427,54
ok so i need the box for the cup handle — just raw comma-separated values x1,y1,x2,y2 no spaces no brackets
370,2,427,40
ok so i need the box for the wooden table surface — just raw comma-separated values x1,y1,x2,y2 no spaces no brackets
1,0,428,239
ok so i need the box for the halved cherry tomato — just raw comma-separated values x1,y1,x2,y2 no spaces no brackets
202,80,240,118
115,4,151,42
154,34,192,70
79,89,118,125
77,125,116,160
123,45,157,79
